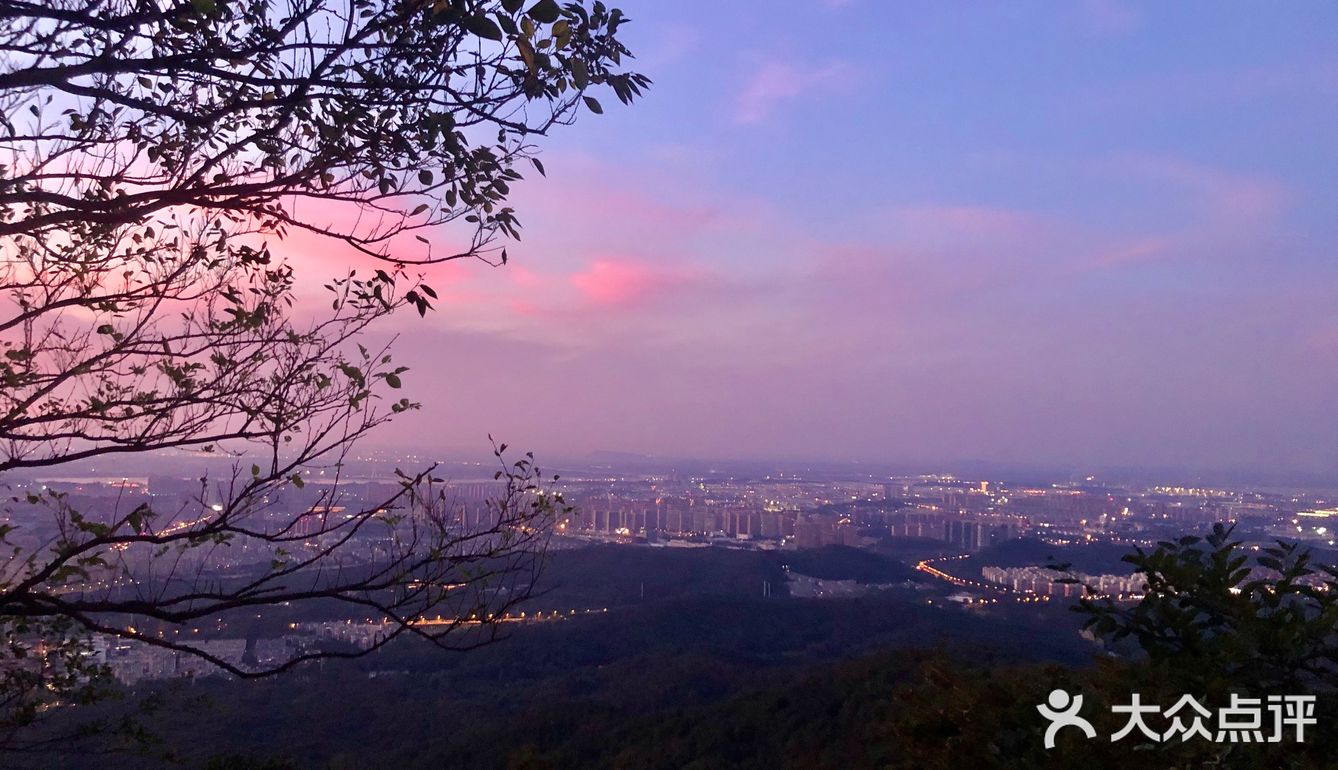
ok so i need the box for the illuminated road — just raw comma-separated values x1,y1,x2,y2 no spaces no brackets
915,554,1054,606
915,553,1010,592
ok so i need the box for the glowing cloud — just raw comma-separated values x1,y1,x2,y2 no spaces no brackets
569,259,704,308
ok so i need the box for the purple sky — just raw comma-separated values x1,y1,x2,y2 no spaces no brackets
301,1,1338,473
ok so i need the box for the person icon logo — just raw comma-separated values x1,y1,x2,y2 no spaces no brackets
1037,688,1096,749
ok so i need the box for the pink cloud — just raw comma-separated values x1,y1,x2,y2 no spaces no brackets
1069,155,1292,273
1103,154,1288,222
1085,236,1175,271
569,259,703,307
734,60,854,125
267,196,481,298
507,264,542,289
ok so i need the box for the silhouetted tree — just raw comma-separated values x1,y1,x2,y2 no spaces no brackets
878,526,1338,769
0,0,646,747
1075,523,1338,697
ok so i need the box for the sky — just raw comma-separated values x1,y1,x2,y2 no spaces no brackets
301,1,1338,475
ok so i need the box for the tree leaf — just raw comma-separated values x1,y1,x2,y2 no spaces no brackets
462,15,504,42
526,0,561,24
